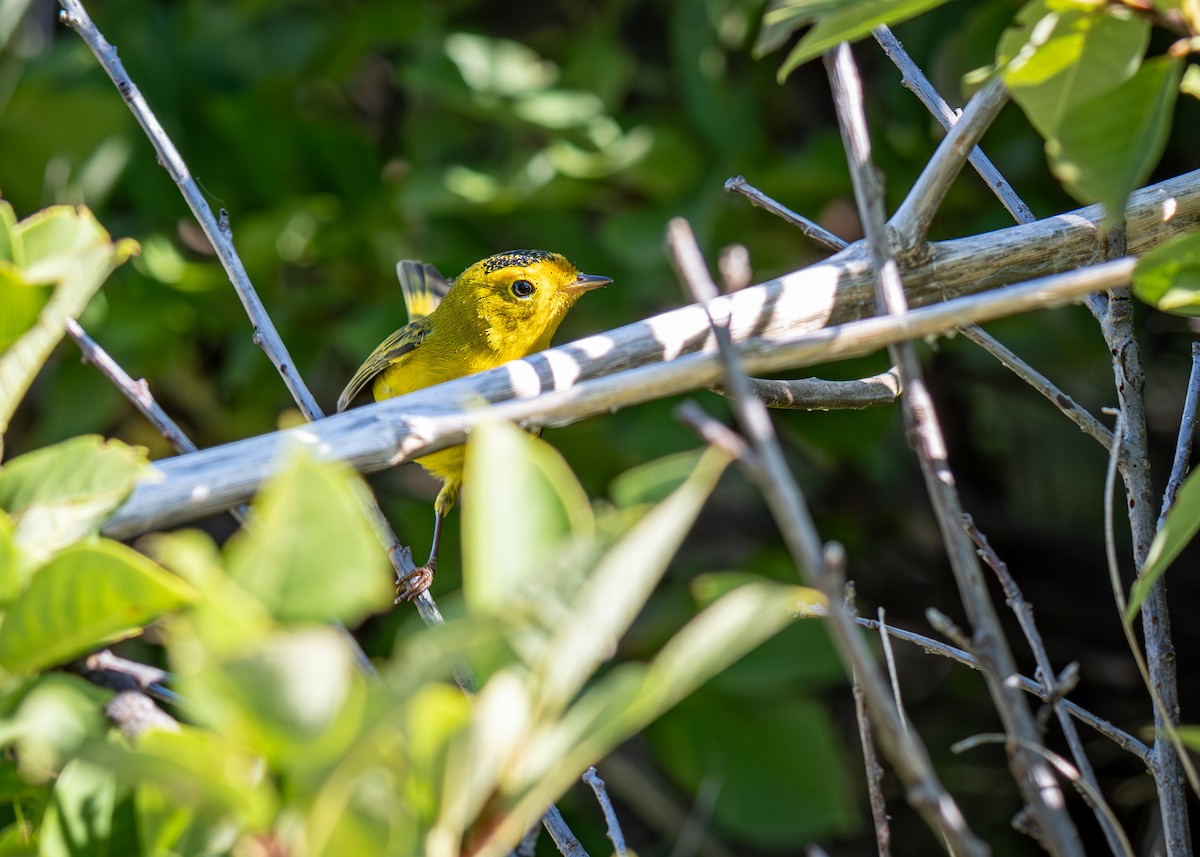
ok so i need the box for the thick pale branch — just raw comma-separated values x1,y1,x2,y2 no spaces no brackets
103,258,1134,538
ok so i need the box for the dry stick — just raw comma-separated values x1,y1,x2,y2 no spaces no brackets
843,583,892,857
56,2,581,850
825,43,1083,856
582,768,628,857
1158,342,1200,526
839,611,1151,764
724,175,848,252
953,735,1136,857
668,223,986,857
65,319,378,679
873,26,1034,226
965,515,1132,855
876,607,909,739
1100,293,1195,856
713,369,902,410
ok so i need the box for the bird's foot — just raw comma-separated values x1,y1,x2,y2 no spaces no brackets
394,560,435,603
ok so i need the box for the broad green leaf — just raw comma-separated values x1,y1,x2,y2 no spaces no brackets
462,420,594,618
1127,465,1200,620
0,201,18,266
0,540,196,673
9,674,109,784
0,266,50,353
1181,64,1200,101
0,821,37,856
765,0,953,81
0,205,138,445
0,436,148,559
1132,230,1200,316
38,758,117,857
648,691,855,846
608,448,705,508
1050,56,1183,220
534,446,731,714
224,451,391,624
998,1,1149,140
0,512,18,605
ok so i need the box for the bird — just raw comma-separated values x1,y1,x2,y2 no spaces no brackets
337,249,611,598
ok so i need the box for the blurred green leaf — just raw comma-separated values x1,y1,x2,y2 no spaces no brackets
762,0,953,80
0,201,17,266
462,421,594,618
648,689,856,846
0,435,147,559
1050,55,1182,220
0,512,19,605
0,267,50,353
1182,64,1200,100
1128,464,1200,621
8,674,109,785
0,205,138,444
38,758,117,857
534,446,731,713
998,1,1148,140
224,452,391,624
1132,230,1200,316
608,448,705,508
0,540,196,673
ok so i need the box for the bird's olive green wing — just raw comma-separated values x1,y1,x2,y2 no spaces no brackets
397,260,451,322
336,318,432,412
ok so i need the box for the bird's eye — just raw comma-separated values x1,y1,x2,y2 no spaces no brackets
511,279,535,298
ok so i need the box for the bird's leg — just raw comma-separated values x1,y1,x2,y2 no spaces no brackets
394,509,443,603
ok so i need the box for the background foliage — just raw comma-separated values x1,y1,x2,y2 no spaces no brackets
3,0,1200,854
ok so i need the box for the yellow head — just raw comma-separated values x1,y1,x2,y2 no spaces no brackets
438,249,611,358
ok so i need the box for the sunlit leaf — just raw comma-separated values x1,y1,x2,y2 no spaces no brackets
1050,55,1182,220
462,420,594,618
998,1,1148,140
0,436,148,559
1132,230,1200,316
9,674,109,784
1128,465,1200,621
0,540,196,673
0,205,138,444
764,0,953,81
534,446,731,714
38,758,117,857
224,452,391,624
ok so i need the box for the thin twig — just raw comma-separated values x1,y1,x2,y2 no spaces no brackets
844,583,892,857
1158,342,1200,526
965,515,1132,856
669,219,986,857
873,26,1035,225
724,175,849,252
876,607,908,739
959,327,1114,448
890,76,1010,251
952,734,1135,857
825,43,1082,855
583,768,628,857
713,370,902,410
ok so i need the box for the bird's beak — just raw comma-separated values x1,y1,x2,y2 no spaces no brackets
569,272,612,293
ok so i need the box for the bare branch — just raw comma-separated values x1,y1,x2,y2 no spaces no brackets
582,768,627,857
1159,342,1200,526
890,77,1010,250
825,42,1082,855
668,217,986,857
724,175,849,251
713,370,902,410
873,26,1035,225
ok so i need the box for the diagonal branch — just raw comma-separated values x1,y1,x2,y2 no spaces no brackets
825,42,1083,855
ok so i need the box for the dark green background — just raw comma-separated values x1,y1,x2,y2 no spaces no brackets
4,0,1200,853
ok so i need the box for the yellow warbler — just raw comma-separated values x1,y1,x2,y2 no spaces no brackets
337,249,611,595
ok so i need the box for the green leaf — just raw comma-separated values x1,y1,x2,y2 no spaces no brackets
648,690,855,846
180,627,365,768
0,266,51,353
1049,55,1183,220
1182,64,1200,100
1132,230,1200,316
462,420,594,617
534,446,731,713
9,674,109,784
224,451,391,624
0,540,196,673
38,758,117,857
0,436,148,559
0,205,138,445
766,0,954,81
1127,465,1200,621
608,449,705,508
0,201,18,266
998,1,1149,140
